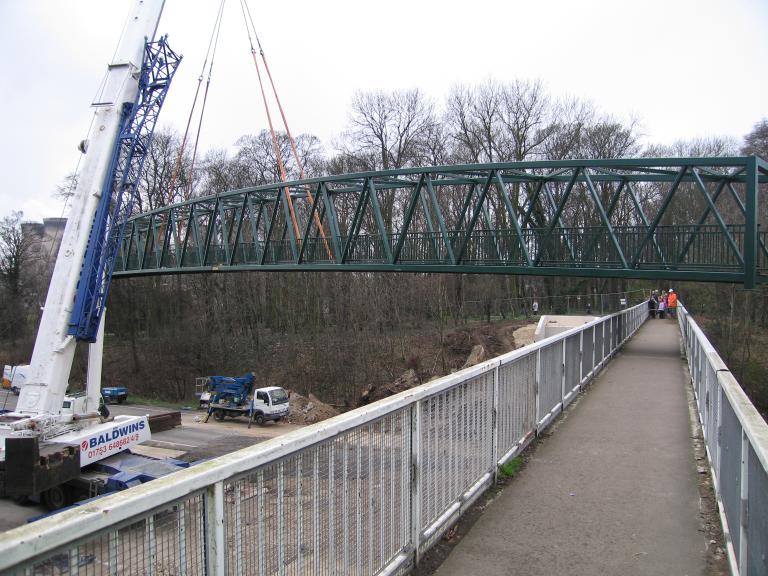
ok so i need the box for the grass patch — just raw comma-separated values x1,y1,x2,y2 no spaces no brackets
498,456,524,481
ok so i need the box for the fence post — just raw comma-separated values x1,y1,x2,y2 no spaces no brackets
411,400,422,566
579,328,584,386
739,430,749,573
592,321,597,374
561,338,567,408
716,384,723,488
492,365,500,480
534,349,542,433
205,481,226,576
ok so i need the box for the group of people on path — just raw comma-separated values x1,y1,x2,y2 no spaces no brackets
648,289,677,319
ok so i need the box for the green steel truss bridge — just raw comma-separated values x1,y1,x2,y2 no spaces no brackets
114,156,768,286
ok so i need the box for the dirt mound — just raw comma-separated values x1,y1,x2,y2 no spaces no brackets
512,324,537,349
357,321,537,407
443,324,507,360
286,391,339,424
359,369,420,406
462,344,488,368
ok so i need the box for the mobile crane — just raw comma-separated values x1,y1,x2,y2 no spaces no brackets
0,0,181,509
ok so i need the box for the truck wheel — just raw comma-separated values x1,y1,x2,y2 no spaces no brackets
213,409,226,422
42,486,69,511
118,397,125,404
254,413,265,425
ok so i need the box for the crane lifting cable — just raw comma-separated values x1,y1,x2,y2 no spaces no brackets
187,2,226,198
239,0,332,260
166,0,226,205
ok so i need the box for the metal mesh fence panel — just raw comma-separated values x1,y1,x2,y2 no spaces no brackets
603,319,612,360
707,370,721,474
699,351,708,415
719,398,742,555
538,342,564,422
419,372,493,535
747,445,768,576
223,409,410,576
693,342,702,412
563,334,581,406
682,305,768,576
582,326,594,380
24,492,207,576
593,323,604,367
497,353,537,459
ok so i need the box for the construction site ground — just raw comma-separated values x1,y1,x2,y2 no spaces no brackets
0,396,308,531
0,318,539,532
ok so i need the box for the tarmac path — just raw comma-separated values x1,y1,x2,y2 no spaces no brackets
435,319,708,576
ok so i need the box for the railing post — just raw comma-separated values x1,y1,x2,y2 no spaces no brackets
579,329,584,386
716,384,723,484
535,349,541,433
561,339,566,408
492,365,500,479
205,481,226,576
411,400,422,566
592,322,597,371
739,430,749,573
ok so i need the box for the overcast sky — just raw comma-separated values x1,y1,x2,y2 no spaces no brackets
0,0,766,222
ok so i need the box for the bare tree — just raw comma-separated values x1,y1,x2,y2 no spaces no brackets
498,79,553,161
235,130,323,185
541,98,595,160
0,212,33,347
742,119,768,157
0,212,31,298
345,89,437,171
445,82,503,163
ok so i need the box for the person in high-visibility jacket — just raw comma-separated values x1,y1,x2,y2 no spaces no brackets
667,289,678,319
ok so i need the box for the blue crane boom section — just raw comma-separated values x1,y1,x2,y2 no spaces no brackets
68,37,181,343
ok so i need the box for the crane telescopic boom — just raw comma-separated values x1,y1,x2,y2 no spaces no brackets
0,0,178,486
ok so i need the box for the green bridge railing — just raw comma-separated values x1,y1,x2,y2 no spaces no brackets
114,157,768,286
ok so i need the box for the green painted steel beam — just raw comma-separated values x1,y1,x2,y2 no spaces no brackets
115,157,766,286
112,262,767,285
745,156,759,288
583,169,628,268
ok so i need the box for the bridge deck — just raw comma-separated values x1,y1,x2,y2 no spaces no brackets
434,318,709,576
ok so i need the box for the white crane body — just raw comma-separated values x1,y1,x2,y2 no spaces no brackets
0,0,168,494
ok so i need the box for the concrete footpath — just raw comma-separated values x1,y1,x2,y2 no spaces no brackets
435,319,707,576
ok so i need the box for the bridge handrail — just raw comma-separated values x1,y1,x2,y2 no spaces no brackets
0,304,648,574
678,304,768,576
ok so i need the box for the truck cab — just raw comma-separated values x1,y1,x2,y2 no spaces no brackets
200,374,289,426
252,386,290,424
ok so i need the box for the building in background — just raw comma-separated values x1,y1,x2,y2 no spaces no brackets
21,217,66,277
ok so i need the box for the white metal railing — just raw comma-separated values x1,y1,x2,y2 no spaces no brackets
0,303,647,575
678,304,768,576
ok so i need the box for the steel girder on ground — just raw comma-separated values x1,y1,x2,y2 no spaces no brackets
114,156,768,286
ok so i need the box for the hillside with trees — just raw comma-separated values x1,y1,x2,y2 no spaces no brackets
0,81,765,415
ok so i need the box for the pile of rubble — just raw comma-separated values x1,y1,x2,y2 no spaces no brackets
356,322,537,408
512,324,536,348
286,391,339,425
359,368,420,406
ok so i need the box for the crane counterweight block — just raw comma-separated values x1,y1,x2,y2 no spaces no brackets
68,36,182,342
